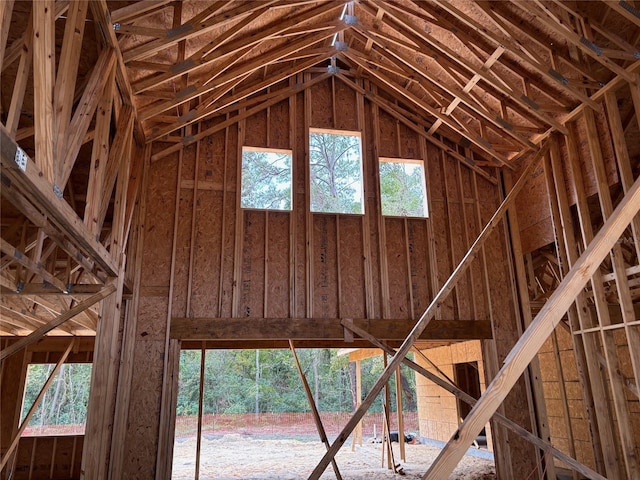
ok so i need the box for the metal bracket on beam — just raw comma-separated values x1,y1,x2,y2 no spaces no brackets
14,148,27,171
580,37,603,56
334,41,348,52
53,184,64,199
548,68,569,86
344,14,357,25
620,1,640,19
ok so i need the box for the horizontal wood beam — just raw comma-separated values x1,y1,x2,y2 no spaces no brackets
0,283,108,296
0,125,119,277
180,339,455,350
0,335,95,354
171,318,492,342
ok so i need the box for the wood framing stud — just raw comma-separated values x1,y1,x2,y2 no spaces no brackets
308,144,548,479
423,173,640,479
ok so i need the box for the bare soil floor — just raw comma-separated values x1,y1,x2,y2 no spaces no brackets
172,434,496,479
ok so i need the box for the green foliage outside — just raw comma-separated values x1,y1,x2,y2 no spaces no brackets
379,161,427,217
176,349,417,417
309,131,363,214
21,363,92,427
19,351,418,429
241,149,292,210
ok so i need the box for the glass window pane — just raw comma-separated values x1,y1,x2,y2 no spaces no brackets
309,130,364,214
241,148,292,210
379,159,428,217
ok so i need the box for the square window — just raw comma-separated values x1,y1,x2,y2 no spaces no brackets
21,363,92,436
379,158,428,217
241,147,293,210
309,129,364,214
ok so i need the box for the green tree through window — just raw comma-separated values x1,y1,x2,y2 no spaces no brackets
309,130,363,214
379,159,428,217
21,363,92,434
241,148,292,210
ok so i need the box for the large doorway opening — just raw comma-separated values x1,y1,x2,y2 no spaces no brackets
453,361,481,422
171,348,421,479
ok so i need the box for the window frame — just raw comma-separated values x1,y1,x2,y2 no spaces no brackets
378,157,429,218
240,146,294,212
20,361,93,437
308,127,365,215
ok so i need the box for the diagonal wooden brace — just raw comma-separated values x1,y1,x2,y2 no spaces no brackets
341,319,606,480
423,170,640,479
308,143,549,479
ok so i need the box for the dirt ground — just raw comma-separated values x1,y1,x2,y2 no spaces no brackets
172,434,496,479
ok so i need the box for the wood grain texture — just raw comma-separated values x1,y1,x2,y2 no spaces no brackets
424,172,640,479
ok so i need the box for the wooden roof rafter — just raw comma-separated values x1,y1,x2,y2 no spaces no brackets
419,0,603,109
479,2,605,84
347,26,538,153
140,26,344,129
111,0,175,25
121,0,300,64
150,71,334,161
340,49,512,166
333,70,499,183
370,0,576,112
131,4,279,95
148,51,335,141
358,0,571,136
512,0,636,82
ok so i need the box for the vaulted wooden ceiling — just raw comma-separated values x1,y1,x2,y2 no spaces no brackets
1,0,639,336
115,0,640,164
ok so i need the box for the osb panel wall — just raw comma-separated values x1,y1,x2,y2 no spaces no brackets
154,75,493,323
124,74,529,476
415,341,491,446
537,326,596,471
121,137,179,478
514,104,620,255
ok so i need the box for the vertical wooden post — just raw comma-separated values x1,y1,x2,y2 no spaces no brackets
0,0,15,73
6,8,32,137
32,0,56,184
154,141,184,480
356,359,363,447
383,352,391,469
503,168,555,479
289,341,343,480
54,0,88,167
603,89,640,388
395,366,406,461
194,345,206,480
582,107,639,479
548,134,608,473
109,144,151,480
